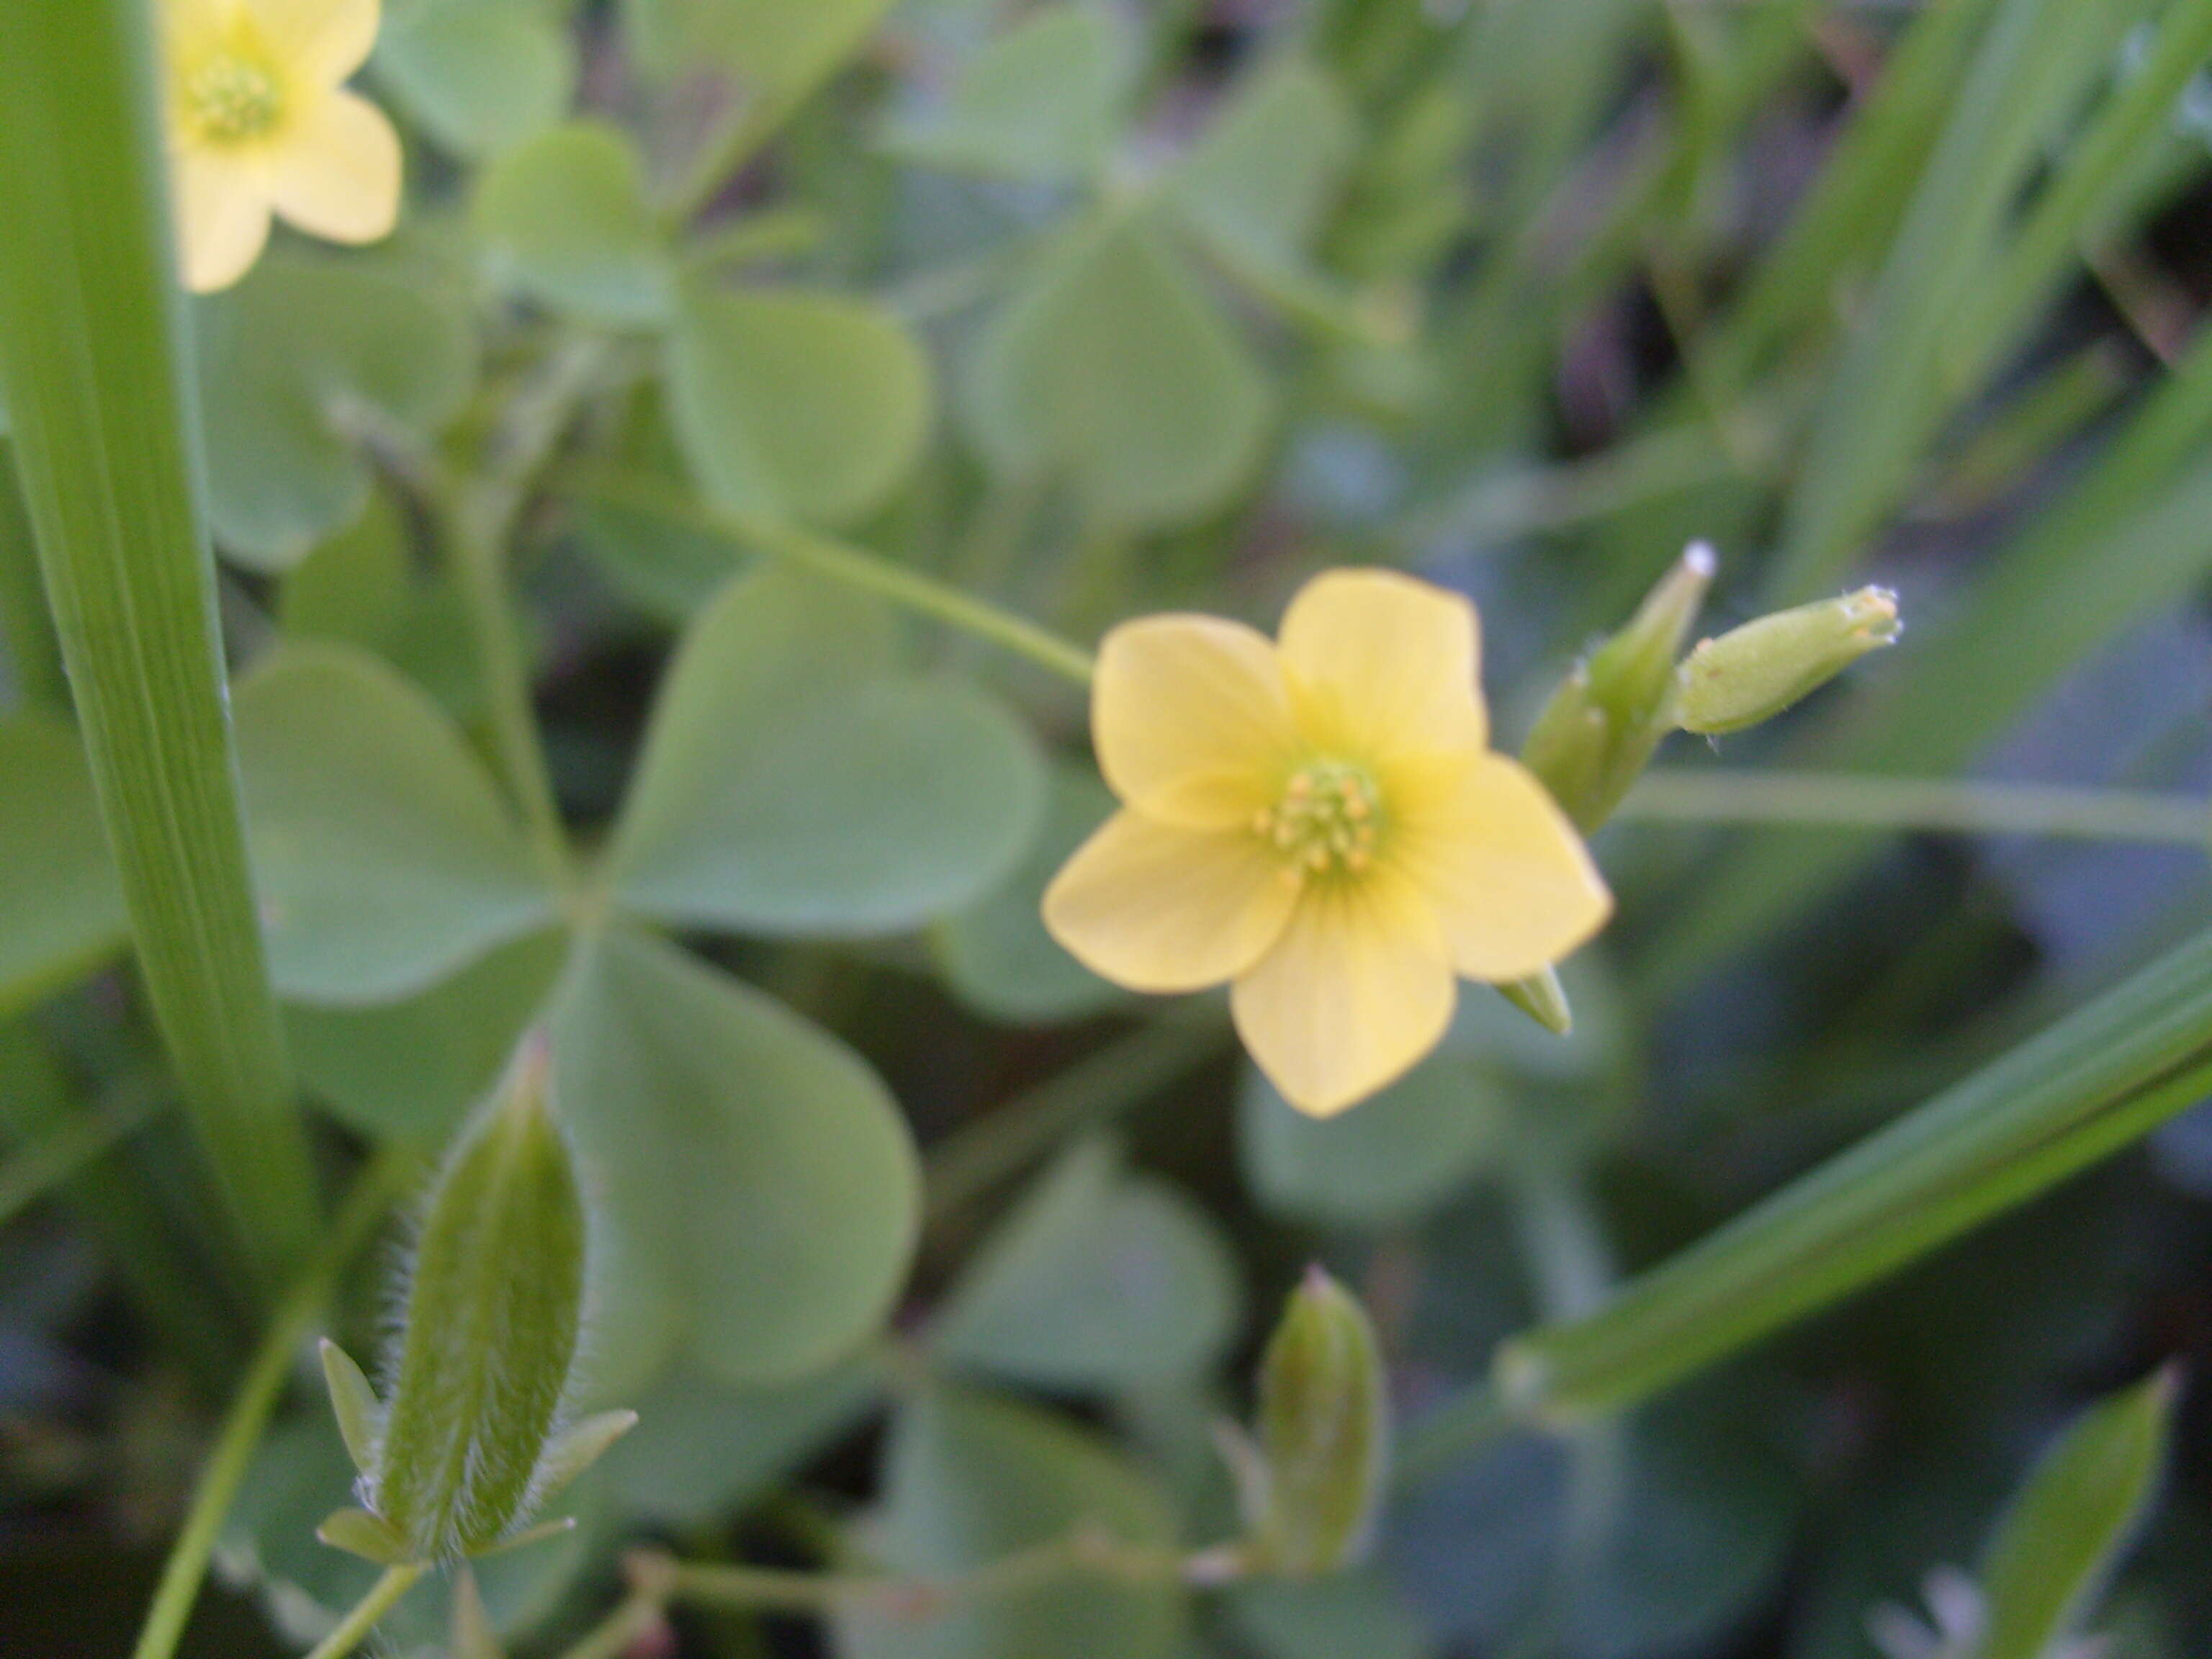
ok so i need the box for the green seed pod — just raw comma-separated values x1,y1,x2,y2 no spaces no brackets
1245,1266,1390,1576
1522,542,1715,832
365,1032,607,1562
1676,585,1902,736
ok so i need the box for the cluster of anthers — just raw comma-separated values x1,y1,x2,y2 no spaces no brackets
182,54,286,143
1254,760,1382,882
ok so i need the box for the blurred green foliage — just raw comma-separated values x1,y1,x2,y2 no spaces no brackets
3,1,2212,1657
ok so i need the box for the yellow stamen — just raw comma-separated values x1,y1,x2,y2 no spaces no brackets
1257,758,1382,878
184,53,286,143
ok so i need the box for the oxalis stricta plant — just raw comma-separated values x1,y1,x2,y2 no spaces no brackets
6,0,2212,1656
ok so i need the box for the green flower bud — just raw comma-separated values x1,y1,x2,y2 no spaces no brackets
317,1033,632,1565
1677,585,1902,735
1242,1267,1390,1576
1522,543,1715,832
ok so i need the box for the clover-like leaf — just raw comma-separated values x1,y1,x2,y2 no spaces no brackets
235,644,559,1004
665,287,931,529
475,122,674,328
195,257,476,571
882,4,1131,186
966,210,1271,529
608,565,1045,938
551,925,922,1389
934,1138,1241,1393
376,0,576,161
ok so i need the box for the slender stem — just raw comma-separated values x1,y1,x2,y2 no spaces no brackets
565,474,1099,687
0,1085,162,1229
923,1016,1226,1224
556,1593,665,1659
298,1564,428,1659
445,491,571,881
0,0,320,1290
431,338,612,887
131,1151,413,1659
1620,769,2209,846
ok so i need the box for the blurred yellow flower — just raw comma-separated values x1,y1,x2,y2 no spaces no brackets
1044,570,1611,1116
159,0,401,292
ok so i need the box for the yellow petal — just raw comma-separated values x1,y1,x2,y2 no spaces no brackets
1093,613,1298,828
1389,751,1611,981
1231,868,1455,1117
174,148,272,293
1278,568,1486,760
266,89,400,244
245,0,380,82
1042,810,1298,994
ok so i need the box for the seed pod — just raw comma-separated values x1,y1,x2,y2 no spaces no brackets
366,1032,606,1561
1522,542,1715,832
1246,1266,1390,1576
1677,585,1902,735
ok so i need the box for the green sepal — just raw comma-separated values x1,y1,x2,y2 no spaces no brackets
1676,585,1902,735
316,1506,413,1566
318,1338,384,1478
475,1515,580,1559
1498,966,1573,1036
532,1409,640,1506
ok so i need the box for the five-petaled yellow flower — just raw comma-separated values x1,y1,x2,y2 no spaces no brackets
159,0,403,293
1043,570,1612,1117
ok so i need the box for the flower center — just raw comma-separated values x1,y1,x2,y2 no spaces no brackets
1253,760,1382,880
183,54,286,143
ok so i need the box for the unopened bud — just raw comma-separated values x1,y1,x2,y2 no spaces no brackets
1677,585,1901,735
1522,543,1715,831
1241,1267,1390,1576
318,1032,632,1565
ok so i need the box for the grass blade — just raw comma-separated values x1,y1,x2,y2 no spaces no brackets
0,0,319,1287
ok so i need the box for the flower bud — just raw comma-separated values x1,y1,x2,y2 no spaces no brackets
1676,585,1902,735
1521,543,1715,831
316,1032,632,1565
1241,1266,1390,1576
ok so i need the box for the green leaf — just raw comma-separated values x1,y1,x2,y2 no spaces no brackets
475,121,674,328
832,1383,1187,1659
1976,1370,2178,1659
935,1138,1241,1393
376,0,576,161
316,1506,411,1565
608,565,1046,938
932,760,1122,1024
319,1339,385,1478
0,714,126,1013
287,928,565,1146
1239,1029,1511,1228
276,486,480,716
195,256,477,572
601,1352,888,1524
883,4,1131,185
1169,58,1355,299
235,644,559,1004
966,211,1272,529
665,286,931,529
550,925,922,1389
1223,1573,1437,1659
626,0,894,114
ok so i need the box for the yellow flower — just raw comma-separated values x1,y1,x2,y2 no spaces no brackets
1043,570,1612,1117
159,0,402,293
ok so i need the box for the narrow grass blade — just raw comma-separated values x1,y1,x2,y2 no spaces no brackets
0,0,320,1287
1496,926,2212,1426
